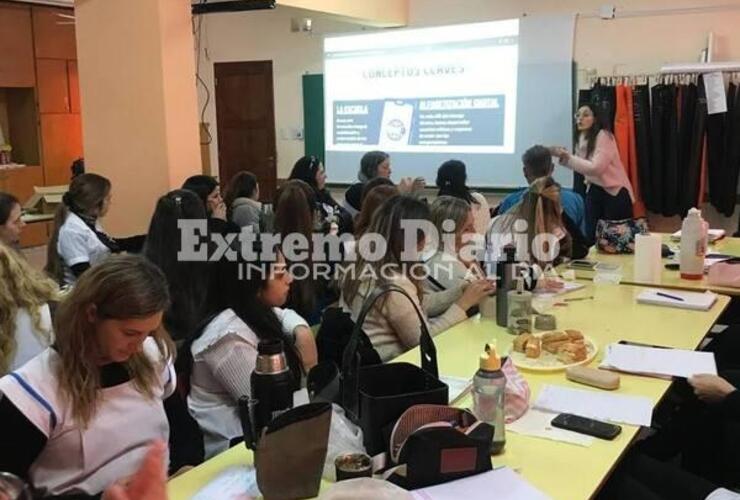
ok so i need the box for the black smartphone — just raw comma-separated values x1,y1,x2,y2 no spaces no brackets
568,260,597,270
550,413,622,440
664,263,679,270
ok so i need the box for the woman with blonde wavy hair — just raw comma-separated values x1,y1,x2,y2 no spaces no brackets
0,254,178,497
0,243,58,374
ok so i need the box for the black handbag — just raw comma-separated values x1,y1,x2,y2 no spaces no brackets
341,283,449,455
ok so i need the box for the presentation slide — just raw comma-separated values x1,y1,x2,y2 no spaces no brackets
323,17,575,188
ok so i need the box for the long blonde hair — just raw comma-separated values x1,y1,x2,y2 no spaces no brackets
53,254,173,426
0,244,58,375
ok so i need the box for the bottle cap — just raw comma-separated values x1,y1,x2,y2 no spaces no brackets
479,343,501,371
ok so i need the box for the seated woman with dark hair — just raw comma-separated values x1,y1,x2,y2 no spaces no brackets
0,191,25,248
273,179,338,324
182,175,240,235
185,243,317,458
143,189,210,341
343,151,425,217
223,171,261,231
289,155,352,234
436,159,491,235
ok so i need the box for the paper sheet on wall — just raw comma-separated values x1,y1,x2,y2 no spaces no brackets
704,72,727,115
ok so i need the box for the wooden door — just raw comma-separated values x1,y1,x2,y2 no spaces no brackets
0,4,35,87
36,58,70,113
214,61,277,202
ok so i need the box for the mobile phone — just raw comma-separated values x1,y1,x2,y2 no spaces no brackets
568,260,597,270
665,263,680,270
550,413,622,440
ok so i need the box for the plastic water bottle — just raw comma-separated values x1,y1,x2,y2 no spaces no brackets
472,343,506,454
680,208,706,280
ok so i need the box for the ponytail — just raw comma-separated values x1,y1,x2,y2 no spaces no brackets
45,203,69,284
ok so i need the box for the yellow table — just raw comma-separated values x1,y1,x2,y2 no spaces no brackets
571,234,740,296
168,283,730,500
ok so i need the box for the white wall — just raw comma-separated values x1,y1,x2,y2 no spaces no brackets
197,0,740,231
195,6,358,180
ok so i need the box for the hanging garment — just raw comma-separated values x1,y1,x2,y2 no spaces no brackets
591,82,617,132
649,84,666,214
661,84,681,217
614,84,645,217
632,84,652,212
682,80,707,215
677,84,696,214
719,82,740,216
706,85,727,211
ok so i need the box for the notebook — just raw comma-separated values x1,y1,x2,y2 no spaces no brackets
600,343,717,378
636,289,718,311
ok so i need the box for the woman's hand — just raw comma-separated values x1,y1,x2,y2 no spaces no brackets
212,200,227,221
102,441,168,500
457,279,496,311
549,146,570,165
688,374,737,403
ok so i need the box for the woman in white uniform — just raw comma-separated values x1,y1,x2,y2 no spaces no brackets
0,255,176,497
0,243,58,375
184,243,317,458
45,174,145,286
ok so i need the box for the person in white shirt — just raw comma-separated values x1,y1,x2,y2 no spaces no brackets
46,173,145,286
185,244,317,458
0,243,58,375
0,255,176,498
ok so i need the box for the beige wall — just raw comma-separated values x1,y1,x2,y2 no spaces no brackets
76,0,201,235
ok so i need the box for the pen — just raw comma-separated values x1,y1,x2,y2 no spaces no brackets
656,291,685,302
564,296,594,302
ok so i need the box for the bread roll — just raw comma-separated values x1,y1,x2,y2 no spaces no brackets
565,329,584,341
543,340,569,354
525,337,541,358
542,331,569,344
513,333,533,353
